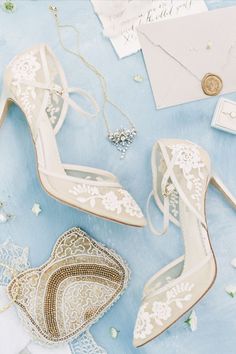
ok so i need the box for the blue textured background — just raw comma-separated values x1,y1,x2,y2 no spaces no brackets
0,1,236,353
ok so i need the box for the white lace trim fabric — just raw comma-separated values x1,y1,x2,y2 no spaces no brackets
70,330,107,354
134,282,194,340
0,239,29,285
69,185,143,218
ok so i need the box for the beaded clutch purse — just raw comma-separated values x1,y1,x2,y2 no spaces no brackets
8,227,130,344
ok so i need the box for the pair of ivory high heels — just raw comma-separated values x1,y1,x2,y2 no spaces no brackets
1,45,235,347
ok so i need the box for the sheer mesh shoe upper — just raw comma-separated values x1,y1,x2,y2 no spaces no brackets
133,139,215,347
4,44,146,227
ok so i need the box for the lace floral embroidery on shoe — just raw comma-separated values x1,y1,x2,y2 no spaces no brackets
133,304,154,340
10,50,62,129
134,282,194,340
10,52,41,120
169,143,205,211
69,184,143,218
45,93,61,126
169,188,179,218
11,52,41,82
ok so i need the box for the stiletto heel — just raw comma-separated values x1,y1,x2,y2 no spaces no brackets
211,175,236,209
1,44,146,227
0,94,10,126
133,139,236,347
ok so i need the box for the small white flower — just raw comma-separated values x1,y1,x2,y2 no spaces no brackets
110,327,119,339
185,310,198,331
231,258,236,268
133,74,144,82
225,285,236,298
0,210,11,223
32,203,42,216
2,1,16,13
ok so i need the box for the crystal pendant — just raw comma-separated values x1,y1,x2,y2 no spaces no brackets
108,127,137,159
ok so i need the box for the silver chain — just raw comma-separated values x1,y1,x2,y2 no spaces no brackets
138,30,201,82
49,5,137,159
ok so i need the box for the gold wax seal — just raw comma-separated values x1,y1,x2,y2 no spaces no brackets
201,73,223,96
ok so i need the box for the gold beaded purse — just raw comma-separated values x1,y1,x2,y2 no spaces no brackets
8,227,130,344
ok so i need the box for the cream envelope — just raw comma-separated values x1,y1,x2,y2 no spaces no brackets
138,6,236,109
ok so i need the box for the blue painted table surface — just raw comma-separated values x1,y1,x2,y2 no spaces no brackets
0,1,236,353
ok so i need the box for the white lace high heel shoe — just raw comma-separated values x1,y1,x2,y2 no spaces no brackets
133,139,236,346
0,44,146,227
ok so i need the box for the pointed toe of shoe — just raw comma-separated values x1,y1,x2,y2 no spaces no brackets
133,308,152,348
112,188,146,227
120,212,146,228
133,334,145,348
133,304,154,348
133,294,173,347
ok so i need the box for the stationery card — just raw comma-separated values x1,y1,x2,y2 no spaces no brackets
92,0,208,58
138,6,236,109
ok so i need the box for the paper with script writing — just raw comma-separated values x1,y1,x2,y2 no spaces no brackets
92,0,208,58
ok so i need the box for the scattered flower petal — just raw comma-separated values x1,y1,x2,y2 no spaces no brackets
185,310,197,331
32,203,42,216
2,1,16,13
110,327,119,339
133,74,144,83
0,210,11,224
225,285,236,298
231,258,236,268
